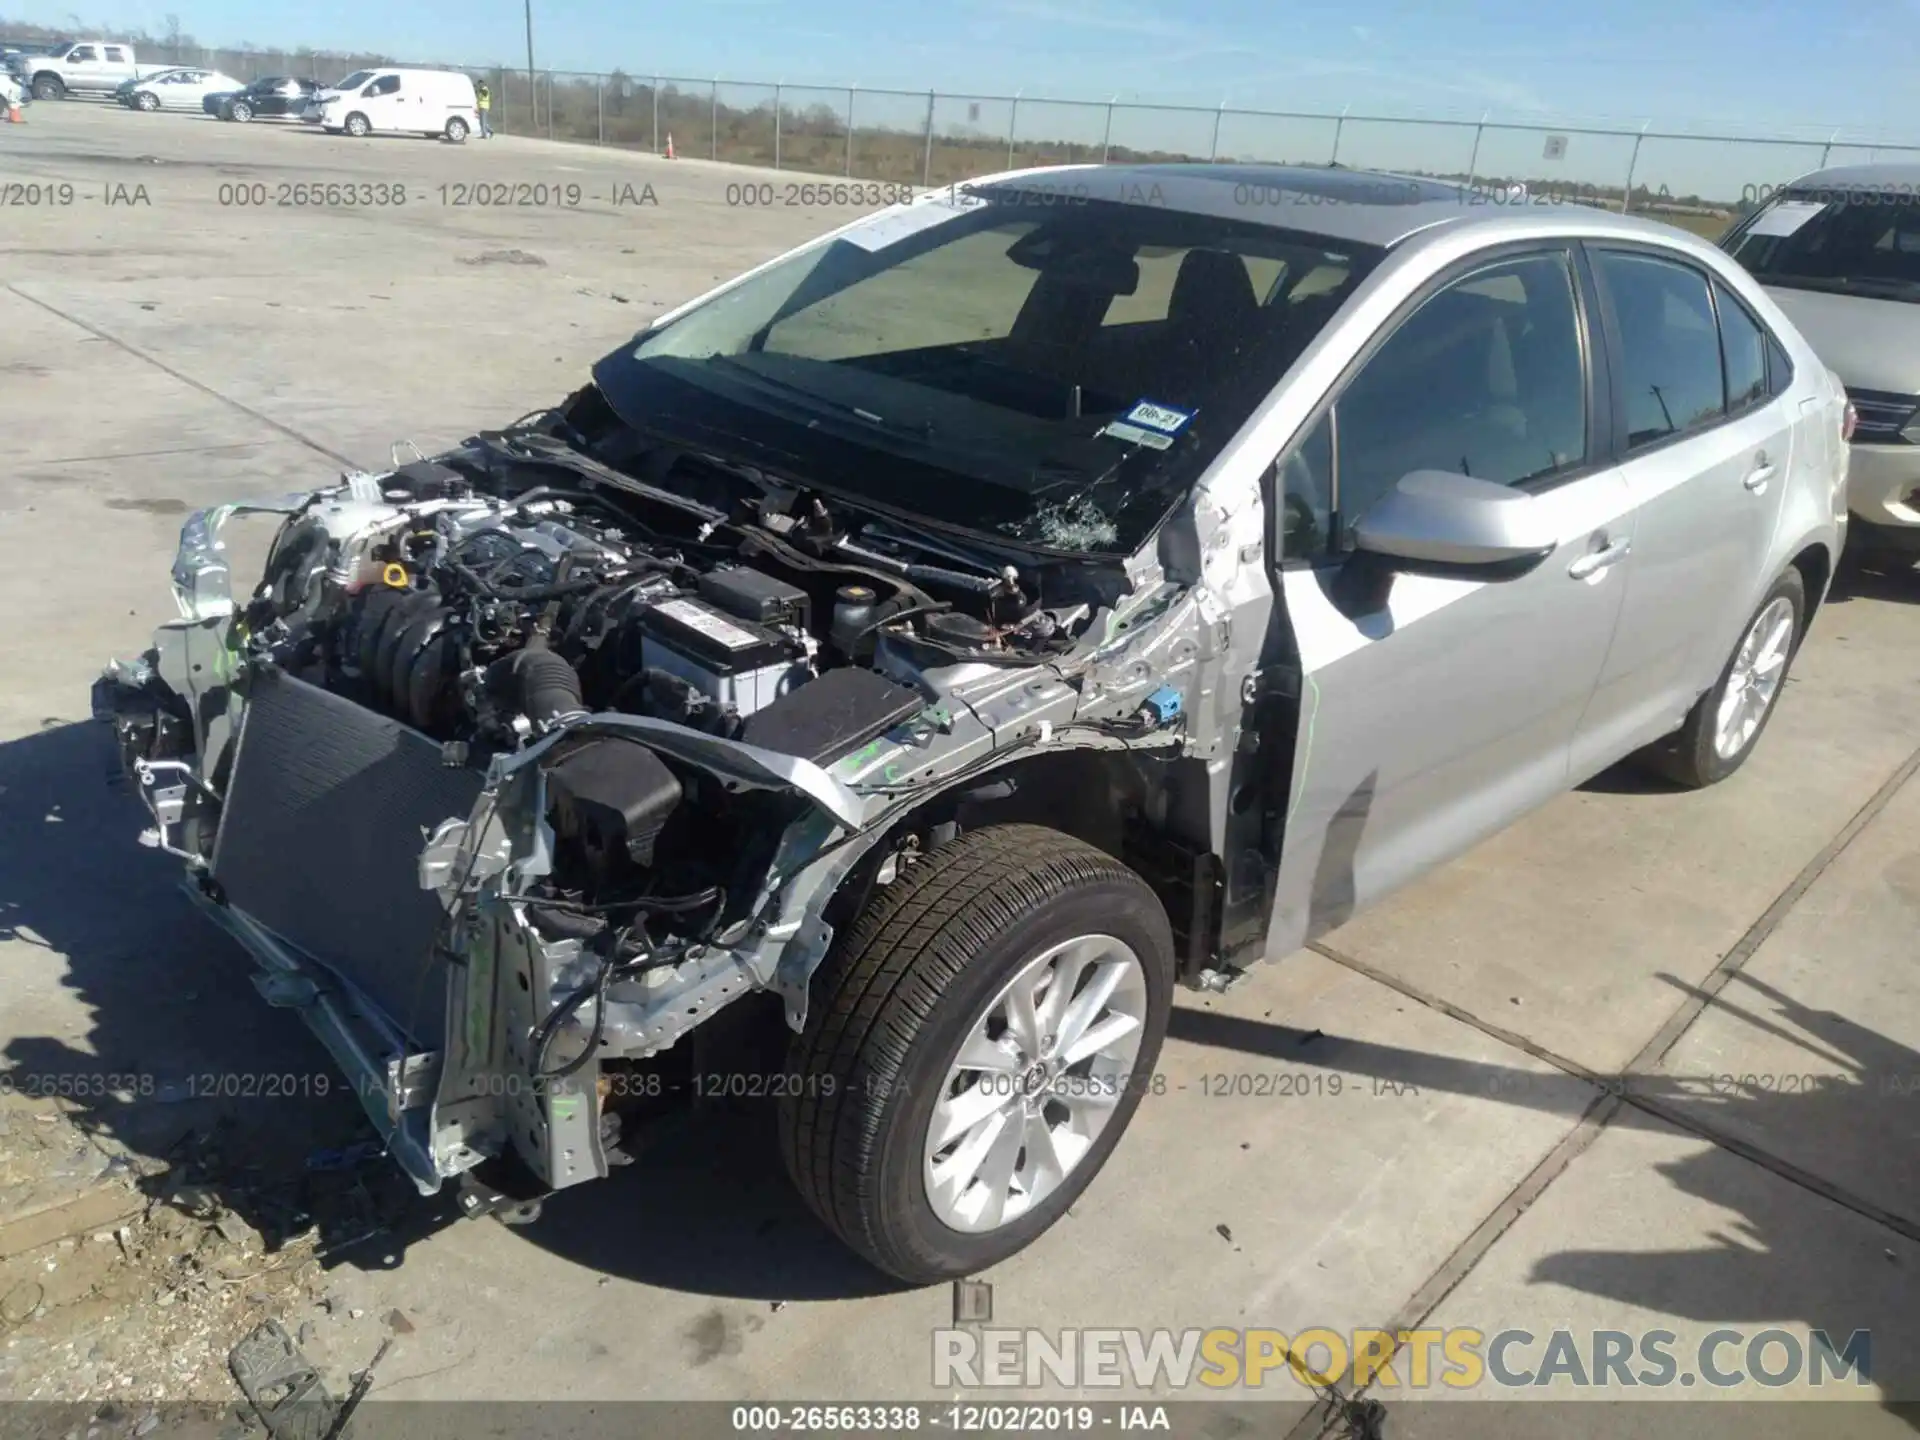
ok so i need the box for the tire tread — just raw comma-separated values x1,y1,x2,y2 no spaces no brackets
779,824,1167,1278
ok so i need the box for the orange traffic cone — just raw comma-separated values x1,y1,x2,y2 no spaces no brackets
5,101,21,124
663,132,674,160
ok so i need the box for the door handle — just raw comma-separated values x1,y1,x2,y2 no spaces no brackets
1744,454,1776,492
1568,537,1630,579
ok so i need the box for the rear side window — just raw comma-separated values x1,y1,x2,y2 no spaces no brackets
1593,251,1724,448
102,47,125,62
1715,282,1768,413
1765,335,1794,397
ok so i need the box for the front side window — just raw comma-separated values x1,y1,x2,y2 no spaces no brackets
1275,412,1334,558
595,193,1381,554
368,75,400,96
68,46,96,63
1332,251,1588,531
1594,251,1725,448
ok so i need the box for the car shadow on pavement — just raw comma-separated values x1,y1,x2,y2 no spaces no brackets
1828,552,1917,606
0,719,899,1300
1168,976,1920,1426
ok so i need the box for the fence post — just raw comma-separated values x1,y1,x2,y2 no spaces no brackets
846,86,855,176
922,90,936,187
652,76,660,155
711,77,718,160
546,72,554,138
1101,95,1116,163
1330,103,1349,165
527,63,535,131
1818,128,1839,170
1007,91,1020,170
1621,121,1648,214
774,82,782,170
1209,100,1225,161
1465,111,1488,188
597,74,604,145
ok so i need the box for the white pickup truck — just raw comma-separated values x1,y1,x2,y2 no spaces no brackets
16,41,163,100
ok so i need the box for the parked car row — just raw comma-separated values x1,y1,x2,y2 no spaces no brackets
7,39,482,141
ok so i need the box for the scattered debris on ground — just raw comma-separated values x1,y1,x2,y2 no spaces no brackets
0,1102,422,1408
458,249,546,267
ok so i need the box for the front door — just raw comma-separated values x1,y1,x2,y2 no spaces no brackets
1259,247,1637,954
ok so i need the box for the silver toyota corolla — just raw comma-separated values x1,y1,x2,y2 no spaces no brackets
95,164,1850,1283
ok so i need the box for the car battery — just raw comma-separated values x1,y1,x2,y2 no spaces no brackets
638,594,809,717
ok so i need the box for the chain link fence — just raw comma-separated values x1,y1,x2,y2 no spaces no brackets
46,40,1920,232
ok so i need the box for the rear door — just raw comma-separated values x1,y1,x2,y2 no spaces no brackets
1257,245,1638,952
1570,248,1797,771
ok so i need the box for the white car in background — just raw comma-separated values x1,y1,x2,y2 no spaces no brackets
314,66,478,141
119,67,246,113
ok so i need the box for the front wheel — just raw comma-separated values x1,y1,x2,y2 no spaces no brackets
229,99,252,122
31,75,62,101
779,824,1175,1283
134,90,160,112
444,116,469,142
1644,567,1805,789
343,111,370,138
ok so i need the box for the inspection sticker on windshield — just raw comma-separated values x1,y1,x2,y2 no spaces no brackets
1747,200,1828,237
1101,400,1193,450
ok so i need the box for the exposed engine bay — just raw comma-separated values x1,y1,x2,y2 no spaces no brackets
94,382,1245,1206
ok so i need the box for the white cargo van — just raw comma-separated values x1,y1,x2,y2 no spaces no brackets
317,68,478,141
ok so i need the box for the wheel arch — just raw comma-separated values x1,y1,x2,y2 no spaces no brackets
809,747,1222,1012
1788,539,1833,632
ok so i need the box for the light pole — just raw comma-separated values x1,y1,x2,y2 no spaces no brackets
524,0,537,130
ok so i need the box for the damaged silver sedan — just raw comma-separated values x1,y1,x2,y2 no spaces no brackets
96,164,1848,1282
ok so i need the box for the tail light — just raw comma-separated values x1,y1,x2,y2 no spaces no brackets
1842,400,1859,443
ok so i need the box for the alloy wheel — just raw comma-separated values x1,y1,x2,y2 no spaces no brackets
1712,594,1794,760
923,933,1148,1234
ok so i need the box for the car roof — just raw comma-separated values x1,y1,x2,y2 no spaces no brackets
973,162,1695,251
1780,161,1920,190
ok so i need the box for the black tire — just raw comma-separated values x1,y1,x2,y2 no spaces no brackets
445,116,469,142
134,91,159,112
31,74,62,101
230,99,252,122
779,823,1175,1283
344,111,370,138
1643,567,1805,789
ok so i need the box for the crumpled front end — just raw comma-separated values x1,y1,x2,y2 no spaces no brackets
92,490,884,1198
94,421,1221,1205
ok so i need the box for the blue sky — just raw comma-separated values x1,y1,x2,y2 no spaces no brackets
7,0,1917,135
8,0,1920,197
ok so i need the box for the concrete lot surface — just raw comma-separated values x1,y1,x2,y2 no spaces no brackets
2,103,1917,1433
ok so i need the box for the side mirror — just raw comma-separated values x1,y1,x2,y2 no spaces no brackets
1352,470,1557,570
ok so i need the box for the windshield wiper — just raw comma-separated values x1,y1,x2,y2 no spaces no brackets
1762,273,1920,301
707,356,937,441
